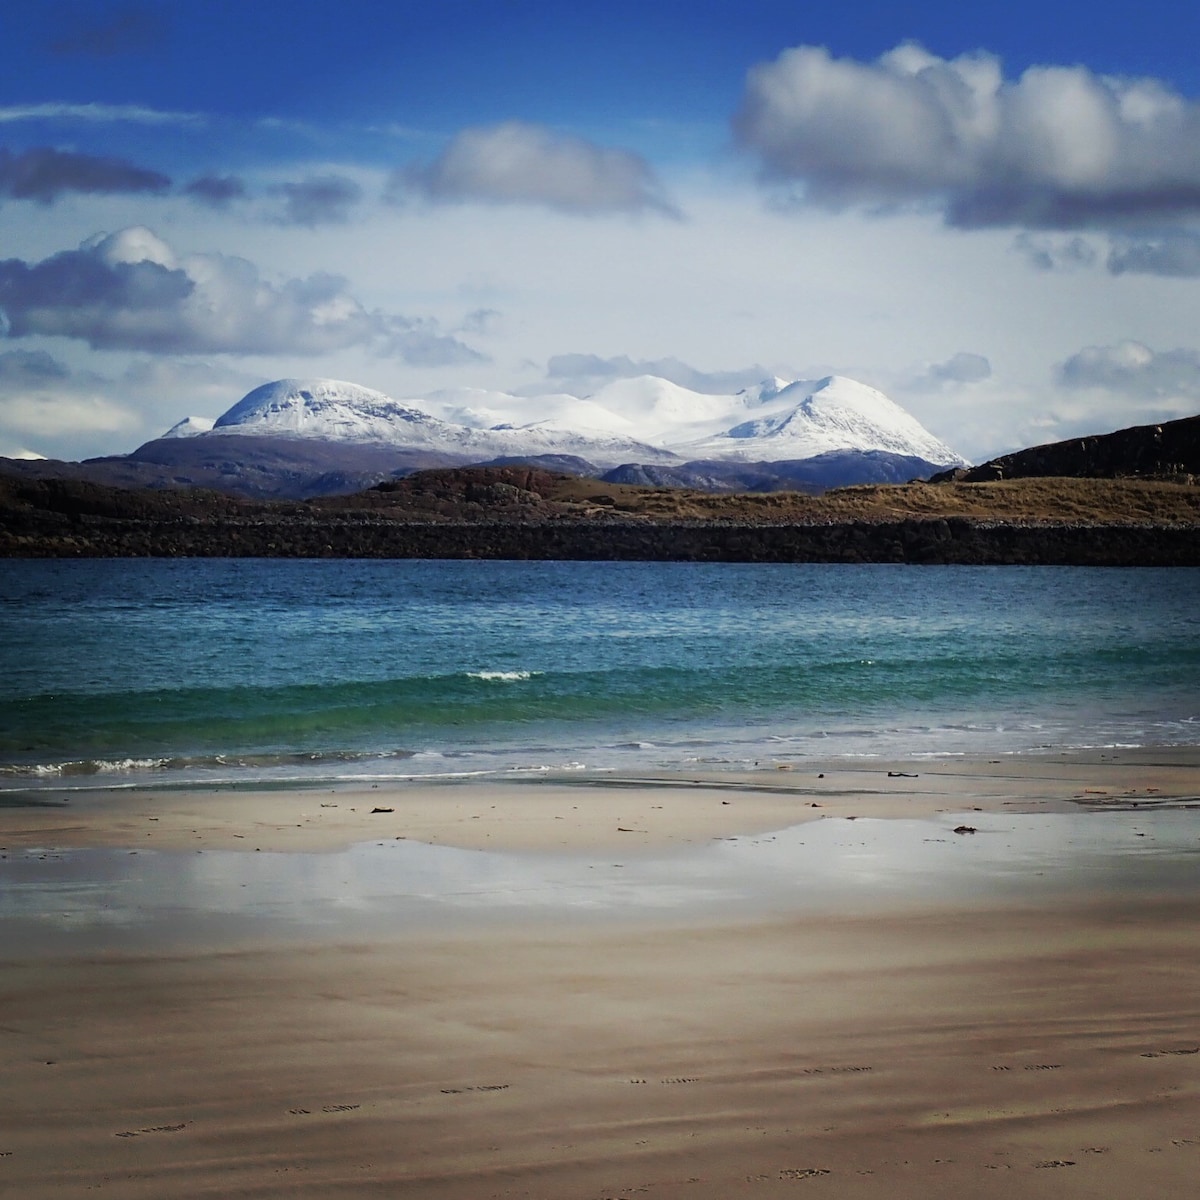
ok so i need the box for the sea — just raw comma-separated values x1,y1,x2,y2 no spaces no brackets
2,559,1198,795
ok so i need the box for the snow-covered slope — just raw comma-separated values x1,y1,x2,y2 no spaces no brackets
680,375,964,464
205,378,677,468
179,373,966,471
213,379,446,442
583,375,744,439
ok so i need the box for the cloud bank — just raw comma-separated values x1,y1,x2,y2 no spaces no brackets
0,227,484,363
735,42,1200,229
392,120,680,217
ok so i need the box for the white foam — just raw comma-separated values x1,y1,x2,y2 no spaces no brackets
467,670,542,682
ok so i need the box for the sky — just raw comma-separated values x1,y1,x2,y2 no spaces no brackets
2,0,1200,463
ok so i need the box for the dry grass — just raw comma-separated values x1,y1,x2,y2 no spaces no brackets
341,474,1200,526
5,466,1199,529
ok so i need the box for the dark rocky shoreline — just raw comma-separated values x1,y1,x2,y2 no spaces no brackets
4,509,1197,565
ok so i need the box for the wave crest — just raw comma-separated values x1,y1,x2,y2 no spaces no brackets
466,670,542,683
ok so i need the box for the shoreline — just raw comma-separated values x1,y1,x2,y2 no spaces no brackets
3,745,1197,854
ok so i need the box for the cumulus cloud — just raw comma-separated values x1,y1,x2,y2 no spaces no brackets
0,226,485,363
1106,230,1200,277
271,174,363,226
911,352,992,388
391,120,680,217
184,173,248,208
1057,341,1200,400
0,146,170,203
544,353,773,393
735,42,1200,229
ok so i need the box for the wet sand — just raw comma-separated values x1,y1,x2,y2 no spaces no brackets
3,745,1196,854
2,750,1199,1198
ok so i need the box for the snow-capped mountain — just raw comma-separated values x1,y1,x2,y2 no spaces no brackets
680,375,963,464
179,374,966,472
206,378,677,468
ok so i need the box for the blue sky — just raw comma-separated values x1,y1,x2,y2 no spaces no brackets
3,0,1200,460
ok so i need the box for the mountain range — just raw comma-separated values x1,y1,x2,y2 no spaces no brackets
89,373,960,497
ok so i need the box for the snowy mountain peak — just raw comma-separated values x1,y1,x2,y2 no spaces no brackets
213,378,437,439
684,374,966,466
162,415,216,439
202,377,678,467
585,375,752,438
181,372,966,475
736,377,792,405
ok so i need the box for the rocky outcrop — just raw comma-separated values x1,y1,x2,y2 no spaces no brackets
934,413,1200,483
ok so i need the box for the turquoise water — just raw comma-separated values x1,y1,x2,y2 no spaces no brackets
1,560,1197,789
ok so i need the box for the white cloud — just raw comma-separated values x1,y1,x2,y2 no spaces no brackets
0,226,485,363
1057,340,1200,402
0,102,205,126
391,120,681,217
909,351,992,388
735,42,1200,228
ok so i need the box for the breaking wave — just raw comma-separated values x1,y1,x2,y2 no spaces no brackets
466,670,542,682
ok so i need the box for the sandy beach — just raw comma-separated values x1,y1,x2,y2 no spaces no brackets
3,750,1199,1198
5,746,1197,855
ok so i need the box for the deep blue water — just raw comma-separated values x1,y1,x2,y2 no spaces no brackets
1,559,1197,789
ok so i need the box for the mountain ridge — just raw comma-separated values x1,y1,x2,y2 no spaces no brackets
181,373,967,470
117,371,965,497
